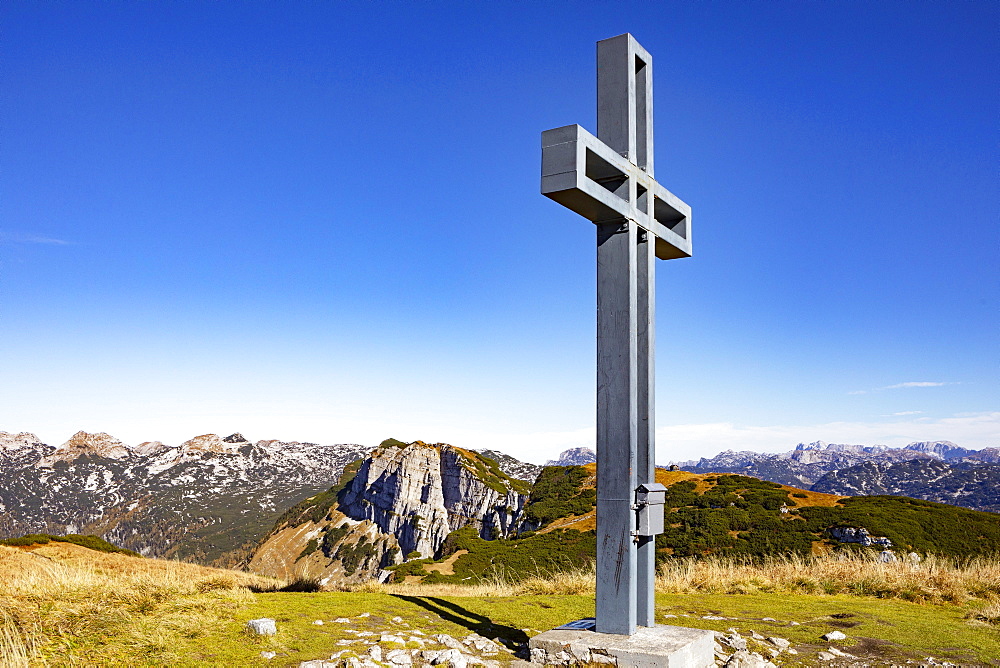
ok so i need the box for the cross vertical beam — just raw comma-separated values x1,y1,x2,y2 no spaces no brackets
595,33,655,637
595,219,638,635
540,32,692,637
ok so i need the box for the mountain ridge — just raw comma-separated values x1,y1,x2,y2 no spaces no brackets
0,430,373,565
668,440,999,512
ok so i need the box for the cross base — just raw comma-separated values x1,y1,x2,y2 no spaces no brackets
521,620,715,667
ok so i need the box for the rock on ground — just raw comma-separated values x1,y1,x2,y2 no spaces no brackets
246,618,277,636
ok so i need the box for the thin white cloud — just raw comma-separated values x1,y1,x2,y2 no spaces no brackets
0,232,72,245
885,410,923,417
850,381,954,395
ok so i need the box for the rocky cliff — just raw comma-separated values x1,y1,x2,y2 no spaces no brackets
248,440,531,586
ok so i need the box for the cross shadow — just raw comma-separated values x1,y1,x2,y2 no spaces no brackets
392,595,529,648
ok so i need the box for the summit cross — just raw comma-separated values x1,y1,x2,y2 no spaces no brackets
540,33,693,636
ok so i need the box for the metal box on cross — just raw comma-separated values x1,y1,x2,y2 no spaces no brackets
540,33,693,636
636,482,668,536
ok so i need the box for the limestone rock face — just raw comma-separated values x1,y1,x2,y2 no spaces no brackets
337,442,526,558
131,440,167,456
248,440,532,585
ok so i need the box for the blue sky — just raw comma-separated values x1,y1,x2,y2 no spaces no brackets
3,1,997,463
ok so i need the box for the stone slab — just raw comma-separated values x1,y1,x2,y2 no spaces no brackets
528,620,715,667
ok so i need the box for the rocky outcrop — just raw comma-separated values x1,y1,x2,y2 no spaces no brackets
249,441,531,585
338,443,526,557
828,526,892,548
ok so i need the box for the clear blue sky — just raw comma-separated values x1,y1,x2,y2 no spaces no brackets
3,1,997,463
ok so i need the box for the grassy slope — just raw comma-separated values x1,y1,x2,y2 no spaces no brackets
391,468,1000,586
2,543,997,666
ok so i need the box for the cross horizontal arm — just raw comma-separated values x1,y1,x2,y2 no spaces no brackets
541,124,692,260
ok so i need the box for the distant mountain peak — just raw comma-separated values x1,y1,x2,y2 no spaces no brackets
223,433,248,443
133,440,168,457
794,440,829,451
546,447,597,467
178,433,242,455
903,441,970,460
0,431,44,450
40,431,130,465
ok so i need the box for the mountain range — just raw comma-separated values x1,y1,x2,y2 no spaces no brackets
667,440,1000,512
245,439,1000,588
4,429,997,579
0,430,372,565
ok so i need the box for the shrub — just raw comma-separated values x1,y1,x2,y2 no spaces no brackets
524,466,595,527
0,533,138,556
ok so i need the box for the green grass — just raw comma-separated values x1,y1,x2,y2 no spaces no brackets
651,593,999,666
119,591,998,667
523,465,595,527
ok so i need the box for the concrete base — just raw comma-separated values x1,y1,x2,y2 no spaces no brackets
525,619,714,667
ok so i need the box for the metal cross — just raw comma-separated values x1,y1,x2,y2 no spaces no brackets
540,33,692,636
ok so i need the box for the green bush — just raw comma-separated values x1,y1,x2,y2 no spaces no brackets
296,538,319,561
1,534,51,546
524,466,596,528
0,533,138,556
427,526,596,584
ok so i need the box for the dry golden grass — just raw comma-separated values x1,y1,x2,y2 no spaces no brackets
0,543,282,666
3,540,997,665
967,600,1000,625
358,551,1000,607
655,551,1000,604
536,509,596,533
